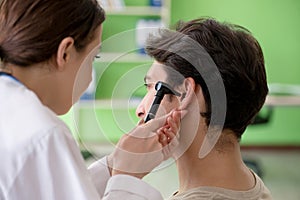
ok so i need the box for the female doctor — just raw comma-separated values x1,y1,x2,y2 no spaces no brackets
0,0,182,199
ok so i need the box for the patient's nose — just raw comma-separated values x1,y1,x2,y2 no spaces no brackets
136,101,146,119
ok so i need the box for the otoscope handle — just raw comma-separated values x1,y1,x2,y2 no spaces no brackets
144,92,164,123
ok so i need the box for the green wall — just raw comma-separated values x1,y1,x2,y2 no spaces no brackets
170,0,300,85
170,0,300,146
61,0,300,146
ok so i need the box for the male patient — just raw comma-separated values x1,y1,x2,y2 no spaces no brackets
135,17,272,199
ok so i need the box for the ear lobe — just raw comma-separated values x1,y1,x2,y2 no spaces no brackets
56,37,74,71
178,77,196,110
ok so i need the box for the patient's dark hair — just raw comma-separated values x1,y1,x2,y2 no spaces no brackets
145,17,268,138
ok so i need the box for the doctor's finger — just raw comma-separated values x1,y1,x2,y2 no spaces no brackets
167,116,179,133
158,128,169,146
145,109,187,131
143,112,172,131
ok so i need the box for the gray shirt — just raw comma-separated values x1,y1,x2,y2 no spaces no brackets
168,172,272,200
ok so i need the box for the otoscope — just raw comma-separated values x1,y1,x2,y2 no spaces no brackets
144,81,181,123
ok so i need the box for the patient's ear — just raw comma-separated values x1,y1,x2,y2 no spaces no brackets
179,77,196,110
56,37,74,71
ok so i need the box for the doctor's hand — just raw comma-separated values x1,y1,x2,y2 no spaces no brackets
107,110,185,179
157,109,184,160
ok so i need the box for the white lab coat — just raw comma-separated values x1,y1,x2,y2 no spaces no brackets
0,75,163,200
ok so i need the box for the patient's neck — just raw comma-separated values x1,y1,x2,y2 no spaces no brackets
176,130,255,194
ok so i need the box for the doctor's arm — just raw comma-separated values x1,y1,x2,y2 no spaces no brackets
89,158,163,200
89,110,183,199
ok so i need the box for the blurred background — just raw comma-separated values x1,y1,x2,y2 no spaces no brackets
60,0,300,199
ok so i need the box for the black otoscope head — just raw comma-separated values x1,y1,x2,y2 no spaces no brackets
144,81,181,123
155,81,181,97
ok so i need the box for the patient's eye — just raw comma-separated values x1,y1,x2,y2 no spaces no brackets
144,83,150,90
144,83,154,91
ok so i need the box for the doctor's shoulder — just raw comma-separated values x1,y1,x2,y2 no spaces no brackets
0,78,74,156
0,79,79,197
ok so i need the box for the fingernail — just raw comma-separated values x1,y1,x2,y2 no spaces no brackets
137,119,145,125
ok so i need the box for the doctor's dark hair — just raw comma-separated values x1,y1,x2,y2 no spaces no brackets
145,18,268,139
0,0,105,66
